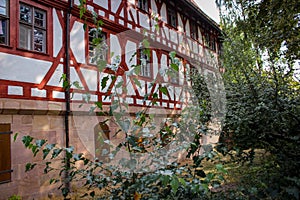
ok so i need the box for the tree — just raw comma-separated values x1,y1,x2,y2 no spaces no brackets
217,0,300,198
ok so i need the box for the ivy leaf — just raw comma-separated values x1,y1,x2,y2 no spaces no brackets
22,136,33,147
35,139,46,148
25,163,36,172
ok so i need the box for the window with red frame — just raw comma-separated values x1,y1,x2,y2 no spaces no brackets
190,21,198,40
167,7,177,28
0,0,9,45
137,0,149,12
19,3,47,52
88,27,107,65
139,48,151,78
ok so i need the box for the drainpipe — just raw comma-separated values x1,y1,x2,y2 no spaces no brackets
64,0,72,195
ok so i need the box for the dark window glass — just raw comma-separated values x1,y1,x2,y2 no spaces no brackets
19,4,46,52
0,0,9,45
88,27,107,65
167,8,177,28
137,0,148,11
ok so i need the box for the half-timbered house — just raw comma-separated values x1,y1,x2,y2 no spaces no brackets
0,0,222,198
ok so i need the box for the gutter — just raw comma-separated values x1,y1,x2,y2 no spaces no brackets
64,0,72,195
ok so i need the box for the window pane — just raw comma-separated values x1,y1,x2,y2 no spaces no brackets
0,0,6,7
19,25,32,50
89,28,107,64
34,29,45,52
0,0,7,16
0,19,7,44
20,4,32,24
34,9,46,28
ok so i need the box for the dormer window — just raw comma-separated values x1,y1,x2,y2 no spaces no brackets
137,0,149,12
0,0,9,45
167,8,177,28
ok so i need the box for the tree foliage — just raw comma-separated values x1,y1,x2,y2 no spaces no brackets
217,0,300,198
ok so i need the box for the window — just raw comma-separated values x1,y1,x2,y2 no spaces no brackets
190,21,198,40
137,0,148,12
167,8,177,28
139,48,151,77
0,124,12,184
88,27,107,65
0,0,9,45
169,57,180,84
19,3,46,52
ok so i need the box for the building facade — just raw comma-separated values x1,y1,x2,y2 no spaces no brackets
0,0,222,198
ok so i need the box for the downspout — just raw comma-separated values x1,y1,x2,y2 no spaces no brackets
64,0,72,195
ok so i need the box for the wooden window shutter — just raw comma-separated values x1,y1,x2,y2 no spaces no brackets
0,124,12,184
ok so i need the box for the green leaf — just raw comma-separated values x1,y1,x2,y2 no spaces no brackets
13,133,18,142
169,51,176,59
101,76,110,90
170,176,179,194
25,163,36,172
170,63,179,72
95,101,103,110
35,139,46,148
89,191,95,197
142,39,150,49
22,136,33,147
118,119,131,133
51,148,63,159
133,77,142,89
159,86,168,95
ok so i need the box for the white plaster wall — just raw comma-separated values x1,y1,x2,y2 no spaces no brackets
80,68,98,91
151,0,157,14
47,64,63,87
163,27,169,40
70,67,84,89
93,0,108,10
170,29,178,44
111,0,122,13
125,40,137,69
137,79,146,96
70,21,86,64
177,14,184,33
161,3,167,23
7,86,23,95
126,78,136,95
129,8,137,23
185,19,190,37
53,9,62,57
161,54,168,82
31,88,47,97
152,50,158,78
139,12,150,29
110,34,122,64
0,52,51,84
